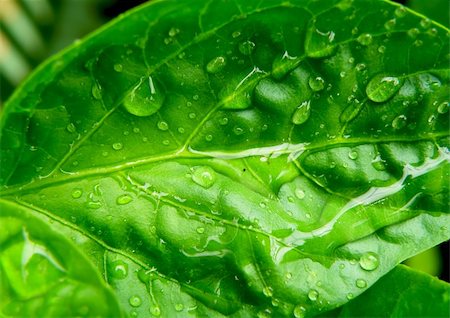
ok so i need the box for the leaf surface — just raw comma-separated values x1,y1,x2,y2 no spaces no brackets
1,0,449,317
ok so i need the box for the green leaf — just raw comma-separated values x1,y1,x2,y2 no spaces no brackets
1,0,449,317
320,264,450,317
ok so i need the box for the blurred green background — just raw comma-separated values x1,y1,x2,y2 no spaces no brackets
0,0,448,281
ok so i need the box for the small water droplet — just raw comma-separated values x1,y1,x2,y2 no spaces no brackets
413,39,423,47
219,117,229,125
112,142,123,150
420,18,431,29
356,279,367,288
66,123,76,133
196,227,205,234
366,75,403,103
205,134,213,141
293,305,306,318
357,33,373,46
259,202,267,208
295,188,305,199
168,27,180,37
175,304,184,312
262,286,273,297
239,40,255,55
346,293,354,300
192,166,216,189
129,296,142,307
111,260,128,279
285,272,293,280
392,114,407,130
395,6,407,18
355,63,366,72
378,45,386,54
292,101,311,125
437,101,449,114
91,83,102,100
308,289,319,301
71,188,83,199
150,306,161,316
384,19,396,30
114,64,123,72
87,201,102,209
359,252,380,271
157,121,169,131
232,31,241,38
407,28,420,38
206,56,226,74
348,150,358,160
308,76,325,91
233,127,244,135
188,112,197,119
117,194,133,205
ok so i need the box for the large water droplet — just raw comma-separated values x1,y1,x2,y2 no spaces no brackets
307,289,319,301
206,56,226,74
366,75,403,103
359,252,380,271
123,76,165,117
293,305,306,318
117,194,133,205
192,166,216,189
292,101,311,125
239,40,256,55
305,24,336,58
129,295,142,307
111,260,129,279
308,76,325,92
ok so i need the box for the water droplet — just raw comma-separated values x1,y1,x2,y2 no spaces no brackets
378,45,386,54
262,286,273,297
196,227,205,234
259,202,267,208
233,127,244,135
357,33,373,46
117,194,133,205
150,306,161,316
177,127,185,134
188,112,196,119
87,201,102,209
359,252,380,271
66,123,76,133
111,260,128,279
114,64,123,72
219,117,229,125
295,188,305,199
355,63,366,72
71,188,83,199
175,304,184,312
420,18,431,29
192,166,216,189
384,19,396,30
346,293,354,300
129,296,142,307
292,101,311,125
123,76,165,117
392,114,407,130
395,6,407,18
293,305,306,318
232,31,241,38
437,101,449,114
308,76,325,91
285,272,293,280
112,142,123,150
91,83,102,100
356,279,367,288
413,39,423,47
130,311,138,317
239,40,255,55
308,289,319,301
206,56,226,74
348,150,358,160
366,75,403,103
305,25,336,58
407,28,420,38
157,121,169,131
169,27,180,37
